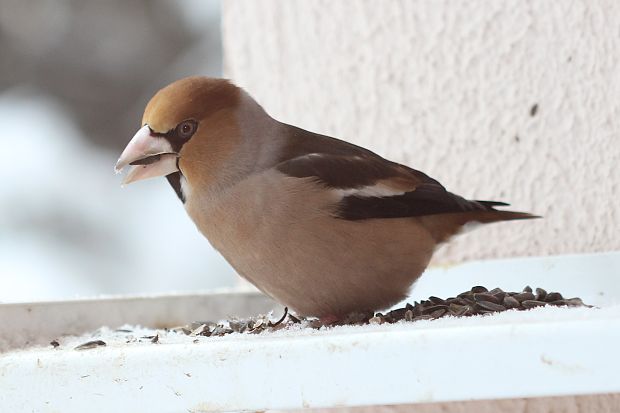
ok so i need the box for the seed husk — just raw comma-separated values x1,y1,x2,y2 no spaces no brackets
268,307,289,327
75,340,106,351
369,316,383,325
148,286,590,340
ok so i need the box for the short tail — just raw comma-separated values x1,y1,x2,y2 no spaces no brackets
418,201,540,243
473,200,542,222
472,209,542,223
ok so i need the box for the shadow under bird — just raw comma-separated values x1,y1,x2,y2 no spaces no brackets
116,76,538,321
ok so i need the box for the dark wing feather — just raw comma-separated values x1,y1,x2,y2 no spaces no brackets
276,153,414,189
276,153,506,221
337,185,488,220
275,123,536,222
277,123,443,187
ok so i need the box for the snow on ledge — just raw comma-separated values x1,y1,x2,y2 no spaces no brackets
1,303,618,412
13,302,618,352
1,252,619,412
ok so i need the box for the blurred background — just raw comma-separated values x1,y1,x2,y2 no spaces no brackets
0,0,238,302
2,0,618,303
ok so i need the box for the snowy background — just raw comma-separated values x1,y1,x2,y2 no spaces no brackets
0,0,238,302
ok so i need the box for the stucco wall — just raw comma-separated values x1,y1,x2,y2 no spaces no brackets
222,1,619,263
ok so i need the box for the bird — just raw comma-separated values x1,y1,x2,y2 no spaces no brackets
116,76,537,321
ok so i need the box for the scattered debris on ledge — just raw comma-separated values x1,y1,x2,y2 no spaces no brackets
52,286,590,351
172,285,590,338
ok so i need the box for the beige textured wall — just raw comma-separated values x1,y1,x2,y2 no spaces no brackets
222,1,619,263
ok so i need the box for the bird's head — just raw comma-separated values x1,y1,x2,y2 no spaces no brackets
115,76,243,187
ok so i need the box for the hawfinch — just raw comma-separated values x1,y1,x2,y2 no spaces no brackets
116,77,536,319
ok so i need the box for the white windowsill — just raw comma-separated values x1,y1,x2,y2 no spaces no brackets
1,252,619,412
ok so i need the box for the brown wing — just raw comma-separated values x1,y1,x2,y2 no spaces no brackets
276,152,528,221
275,122,537,223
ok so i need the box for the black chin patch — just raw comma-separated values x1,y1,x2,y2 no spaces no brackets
166,172,185,203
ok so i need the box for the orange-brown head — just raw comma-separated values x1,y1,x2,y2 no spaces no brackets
115,76,243,189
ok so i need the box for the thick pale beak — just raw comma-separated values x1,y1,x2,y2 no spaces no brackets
115,125,179,185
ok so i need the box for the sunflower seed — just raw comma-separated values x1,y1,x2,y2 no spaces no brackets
422,304,448,315
430,308,447,318
522,300,548,309
477,300,506,312
564,297,585,306
488,288,506,301
545,292,563,302
429,296,445,304
168,286,589,336
412,303,423,316
503,295,520,309
474,293,501,304
463,305,476,316
458,291,474,299
514,292,536,302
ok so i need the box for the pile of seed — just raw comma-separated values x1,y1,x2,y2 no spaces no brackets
63,286,591,349
370,285,588,325
175,286,590,337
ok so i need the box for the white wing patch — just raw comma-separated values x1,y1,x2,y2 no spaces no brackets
334,182,408,199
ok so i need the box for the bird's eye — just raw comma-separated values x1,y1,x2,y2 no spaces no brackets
176,120,197,140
